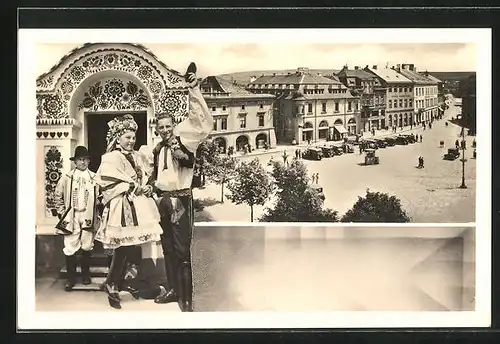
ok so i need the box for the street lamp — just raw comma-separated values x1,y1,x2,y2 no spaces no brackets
457,114,467,189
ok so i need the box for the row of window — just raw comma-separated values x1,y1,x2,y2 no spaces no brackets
388,86,412,93
415,98,439,109
415,86,438,96
388,98,413,109
212,114,266,131
300,101,358,114
210,104,266,112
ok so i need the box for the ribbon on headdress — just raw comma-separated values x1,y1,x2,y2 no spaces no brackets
105,114,139,153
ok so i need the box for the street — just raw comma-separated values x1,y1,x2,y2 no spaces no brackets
194,100,476,223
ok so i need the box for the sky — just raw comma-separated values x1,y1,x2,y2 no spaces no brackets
36,42,476,78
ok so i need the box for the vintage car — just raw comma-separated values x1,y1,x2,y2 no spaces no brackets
361,139,378,150
318,145,336,158
310,184,326,201
373,138,388,148
364,148,380,165
384,137,397,146
302,147,323,161
330,145,344,156
444,147,460,161
395,135,409,145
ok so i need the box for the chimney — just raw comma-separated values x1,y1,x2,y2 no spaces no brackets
372,65,377,69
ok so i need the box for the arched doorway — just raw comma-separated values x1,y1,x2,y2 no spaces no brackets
236,135,249,151
255,133,268,149
302,122,313,143
318,120,329,140
213,137,227,154
347,118,356,135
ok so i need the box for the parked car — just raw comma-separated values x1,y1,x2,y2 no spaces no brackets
364,148,380,165
384,137,397,146
395,135,409,145
444,147,460,160
330,145,344,156
318,145,336,158
310,184,325,201
302,147,323,160
373,138,388,148
361,139,378,149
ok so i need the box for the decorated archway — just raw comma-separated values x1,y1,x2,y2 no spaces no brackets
36,43,192,234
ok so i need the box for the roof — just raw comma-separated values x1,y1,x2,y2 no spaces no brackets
337,68,375,80
365,67,413,84
397,68,436,84
249,72,343,86
420,73,443,84
202,76,275,99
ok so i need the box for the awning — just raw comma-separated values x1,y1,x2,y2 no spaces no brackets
333,124,348,134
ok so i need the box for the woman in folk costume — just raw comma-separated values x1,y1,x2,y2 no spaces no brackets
54,146,100,291
95,114,170,309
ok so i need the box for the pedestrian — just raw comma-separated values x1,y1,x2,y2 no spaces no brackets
282,150,289,165
420,134,423,143
316,173,320,184
54,145,101,292
420,156,425,168
144,63,213,312
455,139,459,148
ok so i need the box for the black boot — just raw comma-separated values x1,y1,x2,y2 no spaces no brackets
155,257,178,304
80,250,92,285
104,247,128,309
64,255,77,292
179,261,193,312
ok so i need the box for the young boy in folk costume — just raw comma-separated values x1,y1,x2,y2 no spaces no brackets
147,63,214,312
54,146,100,291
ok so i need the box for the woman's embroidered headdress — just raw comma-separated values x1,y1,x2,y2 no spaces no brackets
105,114,138,152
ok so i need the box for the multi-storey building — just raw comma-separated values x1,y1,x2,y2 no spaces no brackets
394,64,439,124
460,74,476,135
201,76,277,152
337,66,386,132
364,66,414,129
247,68,360,144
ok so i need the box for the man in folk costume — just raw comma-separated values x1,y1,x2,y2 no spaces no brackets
54,146,100,291
147,63,213,312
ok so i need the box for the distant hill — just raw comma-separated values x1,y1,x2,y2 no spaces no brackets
217,69,341,86
426,71,476,82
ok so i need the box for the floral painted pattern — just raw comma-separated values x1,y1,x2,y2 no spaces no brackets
45,146,63,216
77,78,151,111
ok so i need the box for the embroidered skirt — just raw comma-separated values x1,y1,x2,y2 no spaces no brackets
95,194,163,250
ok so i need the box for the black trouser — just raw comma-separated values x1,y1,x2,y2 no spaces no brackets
106,245,141,288
157,192,194,303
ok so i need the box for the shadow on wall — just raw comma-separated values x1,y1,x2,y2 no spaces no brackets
191,226,475,312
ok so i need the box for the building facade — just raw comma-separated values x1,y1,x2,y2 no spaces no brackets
247,68,360,144
460,74,476,135
200,76,277,152
364,66,414,129
394,64,439,124
337,66,386,132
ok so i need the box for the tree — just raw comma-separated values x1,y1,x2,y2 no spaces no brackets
226,158,273,222
204,155,238,203
341,190,411,222
259,160,339,222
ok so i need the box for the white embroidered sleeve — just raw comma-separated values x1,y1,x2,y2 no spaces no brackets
173,86,214,153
